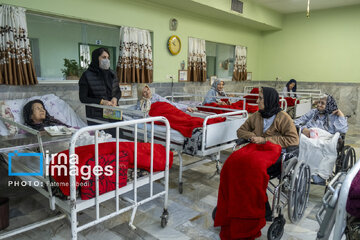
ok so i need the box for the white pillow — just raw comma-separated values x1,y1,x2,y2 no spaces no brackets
0,94,86,136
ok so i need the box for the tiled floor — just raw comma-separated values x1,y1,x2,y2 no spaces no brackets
0,124,359,240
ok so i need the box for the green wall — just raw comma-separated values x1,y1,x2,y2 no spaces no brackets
260,5,360,83
3,0,263,82
27,14,119,78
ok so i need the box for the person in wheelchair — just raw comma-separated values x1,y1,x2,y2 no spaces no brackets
214,87,299,239
294,94,348,185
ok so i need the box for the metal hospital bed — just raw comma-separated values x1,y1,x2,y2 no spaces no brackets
0,115,171,240
85,103,249,194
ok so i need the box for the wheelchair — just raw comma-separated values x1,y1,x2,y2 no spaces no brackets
212,139,311,240
333,133,356,176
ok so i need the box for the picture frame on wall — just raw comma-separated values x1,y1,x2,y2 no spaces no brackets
178,70,187,81
119,84,132,97
246,72,252,81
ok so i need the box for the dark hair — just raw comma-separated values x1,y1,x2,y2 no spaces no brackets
286,79,297,97
89,47,110,70
23,99,68,131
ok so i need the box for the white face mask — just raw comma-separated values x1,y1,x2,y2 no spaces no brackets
99,58,110,70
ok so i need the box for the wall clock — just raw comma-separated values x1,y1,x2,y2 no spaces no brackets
168,35,181,55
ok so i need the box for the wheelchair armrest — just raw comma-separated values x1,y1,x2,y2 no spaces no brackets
235,138,250,145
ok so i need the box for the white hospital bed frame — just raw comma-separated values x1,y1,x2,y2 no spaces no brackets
85,104,248,193
0,116,171,240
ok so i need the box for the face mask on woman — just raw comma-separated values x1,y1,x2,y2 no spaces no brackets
99,59,110,70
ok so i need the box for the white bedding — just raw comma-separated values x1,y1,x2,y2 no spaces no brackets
0,94,86,136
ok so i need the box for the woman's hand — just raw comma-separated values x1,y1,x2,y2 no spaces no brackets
332,109,344,117
302,128,311,138
250,136,266,144
111,97,118,106
187,107,196,112
100,99,113,106
218,101,227,106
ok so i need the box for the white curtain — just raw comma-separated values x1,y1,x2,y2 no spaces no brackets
117,26,153,83
233,45,247,81
79,44,91,68
0,5,37,85
188,37,206,82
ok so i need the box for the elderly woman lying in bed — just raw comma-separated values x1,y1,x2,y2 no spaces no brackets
136,84,195,113
23,99,69,131
294,94,348,185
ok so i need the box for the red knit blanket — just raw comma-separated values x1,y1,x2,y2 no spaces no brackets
149,101,226,138
214,142,282,239
199,101,259,114
50,142,173,198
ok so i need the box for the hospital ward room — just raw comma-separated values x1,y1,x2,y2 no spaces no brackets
1,0,360,239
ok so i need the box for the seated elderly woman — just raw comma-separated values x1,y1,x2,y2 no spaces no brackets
294,94,348,185
136,84,194,112
23,99,69,131
203,79,228,105
214,87,299,239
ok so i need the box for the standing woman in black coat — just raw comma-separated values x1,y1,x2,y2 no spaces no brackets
79,47,121,126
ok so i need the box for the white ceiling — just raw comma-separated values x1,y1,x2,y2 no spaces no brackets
252,0,360,13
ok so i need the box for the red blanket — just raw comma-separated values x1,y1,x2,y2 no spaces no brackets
50,142,173,197
244,88,259,104
214,142,282,240
149,101,226,138
199,101,259,114
283,97,299,107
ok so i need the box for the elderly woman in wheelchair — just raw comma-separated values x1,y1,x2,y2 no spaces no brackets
213,87,310,240
294,94,354,186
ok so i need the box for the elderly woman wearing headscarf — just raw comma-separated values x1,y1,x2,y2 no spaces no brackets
213,87,299,238
294,94,347,185
294,94,347,137
23,100,69,131
237,87,299,148
282,79,297,98
79,47,121,125
203,79,228,105
136,84,195,113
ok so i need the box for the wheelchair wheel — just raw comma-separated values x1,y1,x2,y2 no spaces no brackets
288,162,311,224
267,216,285,240
342,146,356,172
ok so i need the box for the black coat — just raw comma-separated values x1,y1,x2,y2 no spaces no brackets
79,65,121,119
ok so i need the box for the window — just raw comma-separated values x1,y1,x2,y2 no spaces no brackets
26,13,120,80
205,41,235,80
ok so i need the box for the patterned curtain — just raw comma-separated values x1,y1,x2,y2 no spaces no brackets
0,5,37,85
232,45,247,81
188,37,206,82
116,26,153,83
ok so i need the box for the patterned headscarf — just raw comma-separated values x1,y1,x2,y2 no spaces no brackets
137,84,151,113
313,94,338,130
211,79,226,96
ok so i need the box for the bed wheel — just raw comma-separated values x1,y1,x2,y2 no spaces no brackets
160,209,169,228
212,206,217,221
161,217,168,228
179,182,183,194
267,216,285,240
